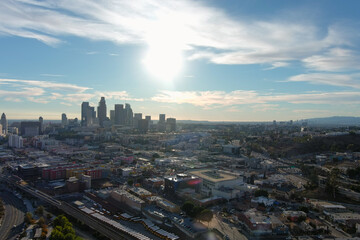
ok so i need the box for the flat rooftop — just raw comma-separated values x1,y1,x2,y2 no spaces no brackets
189,169,238,182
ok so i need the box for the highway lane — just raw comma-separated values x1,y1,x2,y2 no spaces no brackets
1,176,152,240
0,191,25,240
3,178,135,240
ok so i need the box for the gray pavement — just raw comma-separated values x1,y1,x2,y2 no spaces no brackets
0,191,25,240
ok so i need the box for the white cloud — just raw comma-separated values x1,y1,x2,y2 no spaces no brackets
27,97,49,104
152,90,262,108
0,0,357,68
264,62,290,70
60,102,73,106
303,48,360,71
0,78,142,105
0,78,90,92
152,90,360,108
288,73,360,89
0,87,44,98
4,97,22,102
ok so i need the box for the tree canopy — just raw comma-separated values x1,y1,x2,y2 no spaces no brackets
50,215,82,240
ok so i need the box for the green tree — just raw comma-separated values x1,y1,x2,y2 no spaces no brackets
181,201,194,215
64,233,75,240
198,209,213,226
63,225,75,235
50,229,65,240
53,215,69,228
25,212,33,224
254,189,268,198
51,215,81,240
38,216,45,227
35,205,44,216
191,206,205,218
326,168,340,199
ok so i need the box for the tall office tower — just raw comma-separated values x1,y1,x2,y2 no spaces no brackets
1,113,7,135
90,107,96,125
81,102,90,126
166,118,176,132
39,116,44,134
20,121,40,136
115,104,125,125
0,124,2,135
125,103,133,126
133,113,142,128
158,114,166,132
61,113,68,127
97,97,107,127
110,110,115,123
145,116,152,129
159,114,165,123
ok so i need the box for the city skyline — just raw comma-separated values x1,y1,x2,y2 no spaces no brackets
1,1,360,121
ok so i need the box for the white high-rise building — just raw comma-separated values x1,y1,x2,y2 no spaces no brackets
8,134,23,148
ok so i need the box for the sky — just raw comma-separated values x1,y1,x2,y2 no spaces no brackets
1,0,360,121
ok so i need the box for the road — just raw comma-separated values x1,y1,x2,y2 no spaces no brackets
0,191,25,240
1,176,139,240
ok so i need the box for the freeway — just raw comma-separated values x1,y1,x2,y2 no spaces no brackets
0,176,140,240
0,191,25,240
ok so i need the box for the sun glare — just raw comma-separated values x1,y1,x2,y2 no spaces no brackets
143,17,185,82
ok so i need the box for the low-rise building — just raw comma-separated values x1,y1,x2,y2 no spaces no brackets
111,189,145,212
189,169,243,198
239,209,288,237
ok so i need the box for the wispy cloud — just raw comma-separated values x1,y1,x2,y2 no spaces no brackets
293,109,330,114
152,90,262,108
264,62,290,70
94,91,144,102
0,87,44,98
60,102,73,106
303,48,360,71
152,90,360,108
0,78,90,92
0,0,358,68
251,104,279,112
40,73,64,77
86,51,99,55
0,77,142,105
288,73,360,89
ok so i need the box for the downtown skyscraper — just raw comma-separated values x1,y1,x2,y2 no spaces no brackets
1,113,8,135
114,104,125,125
97,97,107,127
125,103,133,126
81,102,96,127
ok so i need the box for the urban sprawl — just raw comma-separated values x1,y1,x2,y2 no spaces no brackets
1,98,360,240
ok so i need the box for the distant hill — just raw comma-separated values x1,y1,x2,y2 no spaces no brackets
305,116,360,126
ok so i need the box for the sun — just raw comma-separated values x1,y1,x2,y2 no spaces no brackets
143,17,185,82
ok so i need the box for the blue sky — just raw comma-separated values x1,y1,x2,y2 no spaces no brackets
1,0,360,121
